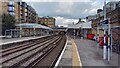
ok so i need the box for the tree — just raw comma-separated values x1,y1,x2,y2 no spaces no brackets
2,14,16,35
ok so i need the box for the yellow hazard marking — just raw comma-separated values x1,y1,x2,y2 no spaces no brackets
72,39,82,68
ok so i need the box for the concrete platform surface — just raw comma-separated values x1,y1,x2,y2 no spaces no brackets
56,35,119,68
57,36,82,68
74,37,119,67
0,35,50,46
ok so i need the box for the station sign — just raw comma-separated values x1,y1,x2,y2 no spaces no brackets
98,19,109,30
102,19,108,24
102,19,109,30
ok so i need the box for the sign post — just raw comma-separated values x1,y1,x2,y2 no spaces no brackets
102,20,108,60
101,19,111,63
107,19,111,63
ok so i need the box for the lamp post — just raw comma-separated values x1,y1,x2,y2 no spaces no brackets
103,0,107,61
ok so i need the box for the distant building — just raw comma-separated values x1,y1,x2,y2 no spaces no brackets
103,1,119,13
38,16,56,28
76,18,86,24
86,15,96,22
97,9,103,13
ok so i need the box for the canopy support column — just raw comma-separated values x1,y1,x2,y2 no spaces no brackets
20,27,22,38
34,27,35,37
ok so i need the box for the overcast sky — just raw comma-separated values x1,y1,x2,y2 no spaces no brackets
22,0,119,27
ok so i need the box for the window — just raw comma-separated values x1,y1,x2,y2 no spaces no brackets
9,1,14,5
9,7,15,11
9,12,15,15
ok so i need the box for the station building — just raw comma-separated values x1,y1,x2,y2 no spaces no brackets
67,20,92,38
91,1,120,42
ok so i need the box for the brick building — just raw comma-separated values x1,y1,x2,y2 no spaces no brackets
92,2,120,41
1,0,38,24
38,16,55,28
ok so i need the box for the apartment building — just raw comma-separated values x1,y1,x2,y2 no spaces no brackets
1,0,56,27
38,16,55,28
1,0,38,24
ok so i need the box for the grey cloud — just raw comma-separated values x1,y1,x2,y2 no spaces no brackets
28,2,59,17
23,0,119,26
29,2,103,19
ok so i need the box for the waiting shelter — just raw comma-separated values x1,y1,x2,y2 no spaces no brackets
14,23,53,37
5,29,20,38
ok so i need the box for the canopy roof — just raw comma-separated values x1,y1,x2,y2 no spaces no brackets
68,21,92,29
15,23,52,30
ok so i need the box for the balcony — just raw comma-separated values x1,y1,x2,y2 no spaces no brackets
8,1,14,6
8,7,15,12
9,12,15,16
8,9,14,12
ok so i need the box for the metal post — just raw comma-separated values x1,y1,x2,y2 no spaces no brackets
74,28,75,39
97,24,100,47
103,0,107,61
11,30,12,38
81,23,83,40
34,27,35,37
41,29,42,36
73,22,75,39
5,30,6,37
108,23,111,62
103,29,107,60
19,1,22,38
104,0,106,20
20,27,22,38
110,29,112,57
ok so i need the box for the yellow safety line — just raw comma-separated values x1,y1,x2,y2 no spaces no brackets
72,39,82,68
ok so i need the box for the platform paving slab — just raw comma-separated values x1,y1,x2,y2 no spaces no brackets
74,38,119,67
58,39,72,66
58,36,81,68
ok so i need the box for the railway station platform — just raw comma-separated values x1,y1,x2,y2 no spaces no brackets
0,35,52,46
56,36,119,68
75,38,118,67
55,36,82,67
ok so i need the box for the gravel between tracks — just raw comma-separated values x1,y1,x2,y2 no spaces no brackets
1,36,60,67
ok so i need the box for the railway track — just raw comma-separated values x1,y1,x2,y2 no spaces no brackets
1,35,66,68
0,36,54,57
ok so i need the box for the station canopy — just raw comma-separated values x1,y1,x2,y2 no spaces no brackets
15,23,53,30
67,21,92,29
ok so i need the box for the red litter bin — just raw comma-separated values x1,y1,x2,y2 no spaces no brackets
99,36,108,46
87,34,95,40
